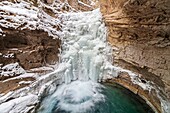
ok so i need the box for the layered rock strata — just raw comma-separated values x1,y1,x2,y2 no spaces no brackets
0,28,61,70
99,0,170,112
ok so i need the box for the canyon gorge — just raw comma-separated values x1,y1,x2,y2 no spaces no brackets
0,0,170,113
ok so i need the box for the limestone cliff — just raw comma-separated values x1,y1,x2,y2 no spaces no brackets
0,0,96,94
0,0,95,71
0,28,61,70
99,0,170,108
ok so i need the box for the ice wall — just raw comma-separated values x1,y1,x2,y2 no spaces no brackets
56,9,115,84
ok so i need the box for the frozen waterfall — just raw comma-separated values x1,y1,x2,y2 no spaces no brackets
57,9,115,84
37,9,117,113
37,8,160,113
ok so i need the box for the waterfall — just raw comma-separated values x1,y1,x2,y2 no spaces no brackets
57,9,115,84
38,9,117,113
38,8,162,113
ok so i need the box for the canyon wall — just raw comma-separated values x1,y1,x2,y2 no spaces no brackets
0,0,97,94
0,0,95,72
99,0,170,102
0,28,61,70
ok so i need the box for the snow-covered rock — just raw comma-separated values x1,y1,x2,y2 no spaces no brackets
0,63,25,77
0,94,38,113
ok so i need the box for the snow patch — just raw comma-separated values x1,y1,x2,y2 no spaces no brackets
78,0,92,8
0,28,3,36
2,73,36,82
110,66,153,91
19,81,33,85
0,1,61,38
0,63,25,77
161,99,170,113
2,53,14,58
0,94,38,113
0,1,38,19
29,66,54,72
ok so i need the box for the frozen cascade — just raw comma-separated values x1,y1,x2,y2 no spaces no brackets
57,9,115,84
38,9,117,113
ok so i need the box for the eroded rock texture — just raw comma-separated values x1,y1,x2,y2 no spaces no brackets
100,0,170,100
0,28,61,70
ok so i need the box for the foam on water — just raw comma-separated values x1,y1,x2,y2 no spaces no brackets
38,81,105,113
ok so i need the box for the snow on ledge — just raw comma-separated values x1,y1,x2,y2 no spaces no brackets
0,1,61,39
0,94,38,113
0,62,26,77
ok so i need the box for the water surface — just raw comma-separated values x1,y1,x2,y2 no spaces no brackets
37,81,154,113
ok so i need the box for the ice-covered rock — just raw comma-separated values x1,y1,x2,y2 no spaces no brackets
0,94,38,113
55,9,115,84
0,63,25,77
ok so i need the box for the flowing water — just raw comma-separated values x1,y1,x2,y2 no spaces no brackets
37,9,154,113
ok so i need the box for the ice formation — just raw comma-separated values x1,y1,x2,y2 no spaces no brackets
37,9,117,112
56,9,115,84
0,94,38,113
37,8,157,113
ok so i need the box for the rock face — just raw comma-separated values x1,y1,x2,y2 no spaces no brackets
0,28,61,70
0,0,95,71
67,0,96,11
0,0,96,95
99,0,170,100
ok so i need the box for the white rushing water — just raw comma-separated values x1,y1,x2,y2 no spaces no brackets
38,81,105,113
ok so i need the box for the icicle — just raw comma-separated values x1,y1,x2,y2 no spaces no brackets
55,8,114,84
